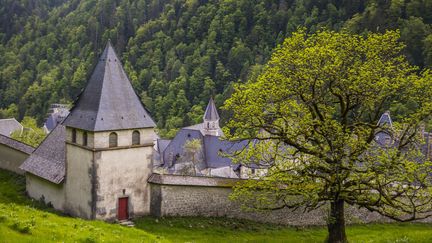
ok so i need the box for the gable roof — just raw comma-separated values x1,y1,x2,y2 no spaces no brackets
20,124,66,184
63,41,156,131
0,133,34,154
0,118,23,136
203,97,219,121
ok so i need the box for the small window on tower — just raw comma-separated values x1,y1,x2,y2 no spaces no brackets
72,129,77,143
83,132,88,146
109,132,118,148
132,130,140,145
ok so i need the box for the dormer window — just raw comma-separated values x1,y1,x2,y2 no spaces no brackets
72,129,77,143
132,130,140,145
83,132,88,146
109,132,118,148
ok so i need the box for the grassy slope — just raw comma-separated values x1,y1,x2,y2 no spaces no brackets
1,168,432,242
135,217,432,243
0,169,162,243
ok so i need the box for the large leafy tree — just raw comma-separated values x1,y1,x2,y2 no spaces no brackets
223,30,432,243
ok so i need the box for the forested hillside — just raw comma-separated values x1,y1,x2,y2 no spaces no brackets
1,0,432,137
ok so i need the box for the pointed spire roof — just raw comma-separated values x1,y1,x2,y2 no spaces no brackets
203,97,220,121
63,41,156,131
377,111,393,128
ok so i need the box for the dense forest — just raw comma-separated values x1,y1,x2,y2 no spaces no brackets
1,0,432,137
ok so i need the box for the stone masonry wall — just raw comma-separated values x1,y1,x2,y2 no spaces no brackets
148,174,431,226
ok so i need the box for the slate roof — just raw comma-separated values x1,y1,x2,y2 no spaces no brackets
20,124,66,184
0,133,34,154
203,136,248,168
203,97,219,121
0,118,23,136
44,109,69,132
157,139,171,153
162,129,203,167
160,127,250,169
63,41,156,131
377,111,393,127
375,111,394,146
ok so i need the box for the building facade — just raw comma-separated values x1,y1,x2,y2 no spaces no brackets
20,42,157,221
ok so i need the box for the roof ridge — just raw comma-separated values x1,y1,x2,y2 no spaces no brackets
0,118,19,122
94,53,109,128
0,133,35,154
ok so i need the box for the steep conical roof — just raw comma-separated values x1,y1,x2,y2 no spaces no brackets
203,97,220,121
63,41,156,131
377,111,393,128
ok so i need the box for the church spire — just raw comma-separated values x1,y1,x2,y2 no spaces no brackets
203,97,220,121
203,97,220,136
63,41,155,131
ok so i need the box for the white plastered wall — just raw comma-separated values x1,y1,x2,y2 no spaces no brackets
26,173,65,210
64,142,94,219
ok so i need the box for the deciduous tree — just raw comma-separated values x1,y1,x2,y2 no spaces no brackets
224,29,432,243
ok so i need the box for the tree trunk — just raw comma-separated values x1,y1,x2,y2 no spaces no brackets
327,199,348,243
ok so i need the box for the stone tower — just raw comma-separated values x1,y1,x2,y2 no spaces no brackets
203,97,220,136
62,41,156,220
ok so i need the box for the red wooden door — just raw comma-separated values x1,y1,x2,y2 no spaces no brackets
118,197,129,220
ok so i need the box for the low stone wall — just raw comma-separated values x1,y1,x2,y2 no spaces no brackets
148,174,412,226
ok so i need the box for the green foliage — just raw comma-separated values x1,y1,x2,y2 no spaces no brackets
3,0,432,133
0,104,18,119
224,29,432,241
10,117,46,147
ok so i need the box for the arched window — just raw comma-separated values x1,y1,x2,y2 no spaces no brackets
83,132,88,146
109,132,118,148
72,129,77,143
132,130,140,145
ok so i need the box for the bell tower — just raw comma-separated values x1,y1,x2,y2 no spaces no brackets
62,41,156,220
203,97,220,136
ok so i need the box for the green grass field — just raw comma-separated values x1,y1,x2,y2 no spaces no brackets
1,168,432,242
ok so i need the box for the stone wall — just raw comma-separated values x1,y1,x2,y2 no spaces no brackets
149,174,405,226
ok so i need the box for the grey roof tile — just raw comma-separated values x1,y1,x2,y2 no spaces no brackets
162,129,203,167
63,41,156,131
377,111,393,127
0,133,34,154
0,118,23,136
161,126,250,169
44,109,69,132
375,111,394,146
20,124,66,184
203,97,219,121
157,139,171,153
